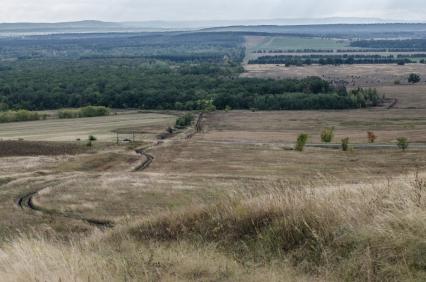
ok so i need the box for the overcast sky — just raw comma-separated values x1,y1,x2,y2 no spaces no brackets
1,0,425,23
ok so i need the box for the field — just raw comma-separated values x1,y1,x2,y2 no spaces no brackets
243,63,426,87
0,112,176,142
246,35,349,51
0,99,425,280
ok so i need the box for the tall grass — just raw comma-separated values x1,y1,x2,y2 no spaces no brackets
0,175,424,281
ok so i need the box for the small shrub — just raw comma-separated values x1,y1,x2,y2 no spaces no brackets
394,80,401,85
175,113,194,128
408,73,421,84
341,137,350,151
89,135,97,141
295,133,308,152
321,127,335,143
224,105,232,112
367,131,377,143
397,137,409,151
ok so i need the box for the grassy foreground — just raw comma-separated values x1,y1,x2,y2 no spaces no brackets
0,174,424,281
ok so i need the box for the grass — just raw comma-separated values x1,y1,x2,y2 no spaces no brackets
0,107,425,280
0,112,176,142
0,176,424,281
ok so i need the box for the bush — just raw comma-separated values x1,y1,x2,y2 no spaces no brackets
321,127,335,143
295,133,309,152
367,131,377,143
397,137,409,151
58,106,110,119
408,73,421,84
175,113,194,128
341,137,350,151
0,110,42,123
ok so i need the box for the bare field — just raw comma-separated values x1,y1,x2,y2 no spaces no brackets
201,110,426,143
0,112,176,142
243,63,426,87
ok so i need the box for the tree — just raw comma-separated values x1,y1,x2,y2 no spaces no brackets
295,133,309,152
321,127,335,143
341,137,350,151
408,73,421,84
397,137,409,151
367,131,377,143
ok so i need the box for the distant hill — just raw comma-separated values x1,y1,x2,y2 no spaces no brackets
1,20,426,38
0,21,179,35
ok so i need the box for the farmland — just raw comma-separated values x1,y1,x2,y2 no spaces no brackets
0,112,176,142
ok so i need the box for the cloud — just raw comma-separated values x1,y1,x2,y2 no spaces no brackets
0,0,425,22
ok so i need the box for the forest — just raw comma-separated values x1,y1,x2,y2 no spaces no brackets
351,39,426,50
0,59,380,111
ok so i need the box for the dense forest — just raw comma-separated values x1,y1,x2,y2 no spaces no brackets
0,32,246,62
0,59,380,111
351,39,426,50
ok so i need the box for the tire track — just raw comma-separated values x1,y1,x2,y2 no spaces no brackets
17,188,114,229
15,114,204,228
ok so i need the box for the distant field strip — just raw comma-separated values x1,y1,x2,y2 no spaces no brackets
0,113,176,142
247,36,349,51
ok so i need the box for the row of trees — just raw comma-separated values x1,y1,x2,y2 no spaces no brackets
295,129,409,152
249,55,413,65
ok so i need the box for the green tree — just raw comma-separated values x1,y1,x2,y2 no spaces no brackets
408,73,421,84
397,137,409,151
341,137,350,151
321,127,335,143
295,133,309,152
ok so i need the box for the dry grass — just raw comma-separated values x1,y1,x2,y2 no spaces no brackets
201,110,426,143
0,175,424,281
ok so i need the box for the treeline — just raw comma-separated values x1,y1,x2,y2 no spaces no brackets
0,110,46,123
58,106,110,119
351,39,426,50
249,54,413,65
0,59,381,111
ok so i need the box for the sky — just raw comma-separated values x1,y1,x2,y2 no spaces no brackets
1,0,425,23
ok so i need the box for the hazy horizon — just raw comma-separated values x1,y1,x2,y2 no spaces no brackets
1,0,425,23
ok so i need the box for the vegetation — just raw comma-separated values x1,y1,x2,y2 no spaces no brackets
0,110,46,123
58,106,110,119
249,54,414,65
397,137,409,151
341,137,350,151
175,113,194,128
0,60,381,111
295,133,308,152
321,127,335,143
0,32,245,62
367,131,377,143
351,39,426,50
408,73,421,84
